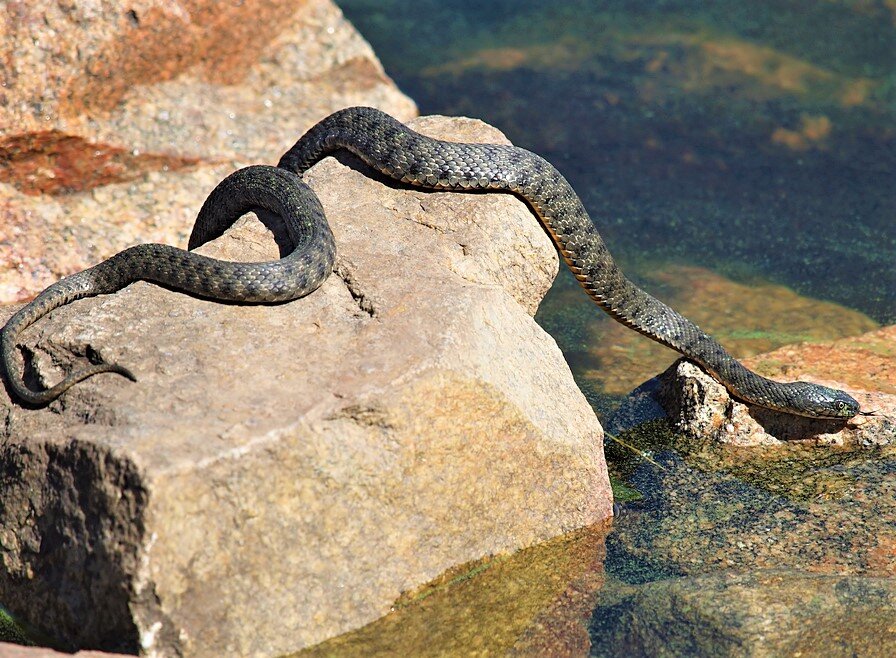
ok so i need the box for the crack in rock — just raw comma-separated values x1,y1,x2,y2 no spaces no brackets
333,264,377,318
326,404,398,430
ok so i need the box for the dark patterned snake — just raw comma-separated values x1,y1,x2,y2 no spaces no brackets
1,107,861,418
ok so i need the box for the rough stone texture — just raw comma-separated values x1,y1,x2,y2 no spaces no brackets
655,325,896,446
591,570,896,657
0,0,416,303
0,116,612,657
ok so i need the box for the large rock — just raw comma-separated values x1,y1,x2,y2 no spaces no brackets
0,0,416,302
0,115,612,656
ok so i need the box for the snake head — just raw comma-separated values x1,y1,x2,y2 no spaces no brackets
788,382,860,419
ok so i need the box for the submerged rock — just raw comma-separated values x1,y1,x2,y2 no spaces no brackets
591,570,896,658
298,522,612,657
597,408,896,655
0,115,611,657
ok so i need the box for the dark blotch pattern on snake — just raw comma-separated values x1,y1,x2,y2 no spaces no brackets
1,107,860,418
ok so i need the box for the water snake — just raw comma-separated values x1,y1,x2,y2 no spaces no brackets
0,107,861,418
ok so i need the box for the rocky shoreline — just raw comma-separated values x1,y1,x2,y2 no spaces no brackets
2,1,894,657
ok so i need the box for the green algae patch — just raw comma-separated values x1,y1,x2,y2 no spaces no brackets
296,523,611,657
0,606,34,646
610,475,644,503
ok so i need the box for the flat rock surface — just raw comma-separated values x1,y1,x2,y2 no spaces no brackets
0,115,611,657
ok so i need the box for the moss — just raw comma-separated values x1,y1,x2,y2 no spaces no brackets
0,606,34,646
610,475,644,503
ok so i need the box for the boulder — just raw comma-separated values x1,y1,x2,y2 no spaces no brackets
0,115,612,656
0,0,416,303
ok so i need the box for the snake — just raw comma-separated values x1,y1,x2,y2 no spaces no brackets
0,106,861,418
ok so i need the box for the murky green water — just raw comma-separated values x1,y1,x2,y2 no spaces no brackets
320,1,896,655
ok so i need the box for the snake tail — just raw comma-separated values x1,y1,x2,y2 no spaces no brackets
1,165,335,405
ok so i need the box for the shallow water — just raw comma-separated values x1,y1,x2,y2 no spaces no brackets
322,1,896,654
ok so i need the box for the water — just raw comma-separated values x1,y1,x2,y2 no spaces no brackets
340,0,894,410
311,1,896,654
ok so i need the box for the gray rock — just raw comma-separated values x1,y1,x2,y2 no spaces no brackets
0,116,612,657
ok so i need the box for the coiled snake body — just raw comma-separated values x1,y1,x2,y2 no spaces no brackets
1,107,860,418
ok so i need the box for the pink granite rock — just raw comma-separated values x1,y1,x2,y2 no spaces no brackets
0,0,416,303
658,326,896,446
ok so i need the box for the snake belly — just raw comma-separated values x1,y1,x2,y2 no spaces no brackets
278,107,858,419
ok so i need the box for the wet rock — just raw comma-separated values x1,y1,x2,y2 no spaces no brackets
591,570,896,658
0,0,416,303
299,522,612,657
655,325,896,445
0,116,611,657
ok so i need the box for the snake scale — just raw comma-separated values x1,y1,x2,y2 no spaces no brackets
1,107,860,418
